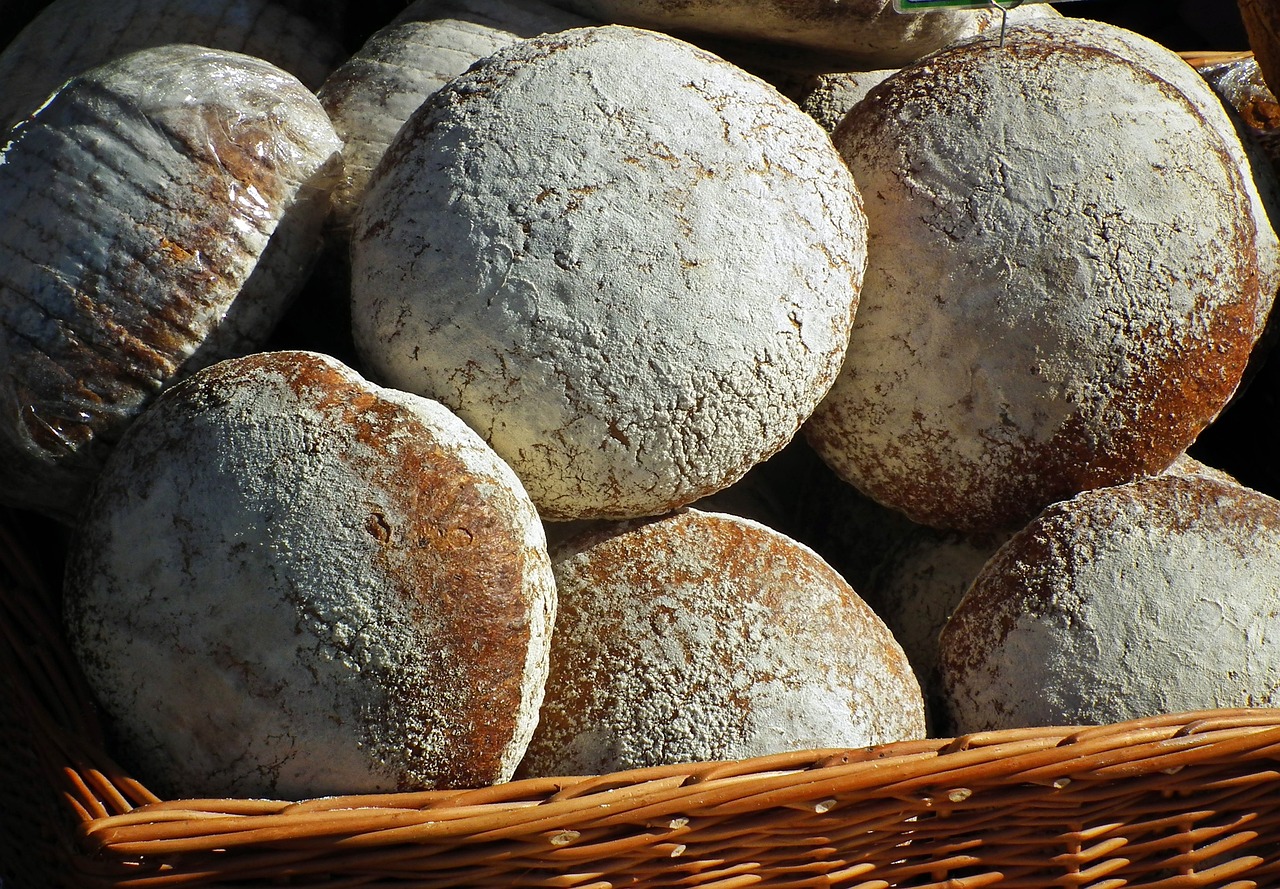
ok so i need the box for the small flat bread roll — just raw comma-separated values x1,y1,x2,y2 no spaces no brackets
518,508,925,777
64,350,556,799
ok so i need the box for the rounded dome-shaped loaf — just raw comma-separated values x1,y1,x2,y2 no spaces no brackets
538,0,992,70
0,0,345,131
0,45,342,524
352,25,866,521
867,528,1006,710
938,472,1280,733
319,0,592,235
791,5,1059,133
805,17,1280,533
64,350,556,799
518,508,925,777
798,69,896,133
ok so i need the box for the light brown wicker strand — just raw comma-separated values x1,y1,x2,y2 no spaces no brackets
7,509,1280,887
82,777,1280,885
62,721,1280,885
74,721,1280,839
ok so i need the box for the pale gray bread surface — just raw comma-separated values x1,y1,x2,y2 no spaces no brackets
0,45,342,523
866,528,1005,711
537,0,992,69
806,17,1280,534
350,26,865,521
750,3,1055,118
0,0,346,133
518,508,925,777
939,472,1280,732
320,0,592,235
64,351,556,799
870,452,1235,719
351,25,866,521
799,69,896,133
793,0,1063,136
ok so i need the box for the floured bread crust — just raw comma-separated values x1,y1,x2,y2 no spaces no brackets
352,25,865,521
319,0,591,235
64,350,556,799
518,508,925,777
939,472,1280,733
807,17,1280,533
540,0,993,69
0,45,342,524
0,0,346,132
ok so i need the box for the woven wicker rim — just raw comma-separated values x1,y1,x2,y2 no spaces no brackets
6,506,1280,888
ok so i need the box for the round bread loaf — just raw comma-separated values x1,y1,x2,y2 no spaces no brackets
866,526,1006,728
64,350,556,799
537,0,992,70
938,471,1280,733
351,25,865,521
805,17,1280,533
0,0,345,132
517,508,925,777
870,453,1230,731
319,0,591,237
0,45,342,524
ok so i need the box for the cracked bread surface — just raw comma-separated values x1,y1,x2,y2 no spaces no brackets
352,25,866,521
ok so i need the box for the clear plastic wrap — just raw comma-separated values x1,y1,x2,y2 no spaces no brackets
0,43,342,523
0,0,346,133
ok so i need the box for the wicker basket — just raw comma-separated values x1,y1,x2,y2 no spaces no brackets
4,506,1280,888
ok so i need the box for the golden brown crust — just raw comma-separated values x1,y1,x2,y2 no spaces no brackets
521,509,924,777
809,20,1275,532
66,351,553,797
215,352,546,789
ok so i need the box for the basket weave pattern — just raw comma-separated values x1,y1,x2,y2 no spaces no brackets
4,508,1280,888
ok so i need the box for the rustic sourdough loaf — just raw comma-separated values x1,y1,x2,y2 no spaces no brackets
352,25,866,521
518,508,925,777
806,16,1280,533
939,469,1280,733
64,350,555,799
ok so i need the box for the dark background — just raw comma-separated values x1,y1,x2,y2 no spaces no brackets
345,4,1254,55
1069,0,1249,51
0,2,1260,57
